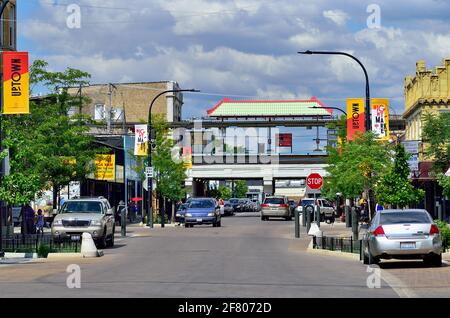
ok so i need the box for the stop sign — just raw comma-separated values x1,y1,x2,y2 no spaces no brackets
306,173,323,190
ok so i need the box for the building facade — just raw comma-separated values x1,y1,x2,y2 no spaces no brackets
403,58,450,220
0,0,16,52
68,81,184,130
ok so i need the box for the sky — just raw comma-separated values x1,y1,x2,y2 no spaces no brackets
17,0,450,152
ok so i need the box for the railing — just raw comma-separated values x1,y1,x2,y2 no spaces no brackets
313,235,362,256
1,234,81,257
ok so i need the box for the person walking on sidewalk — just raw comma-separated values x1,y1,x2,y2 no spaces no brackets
35,209,45,235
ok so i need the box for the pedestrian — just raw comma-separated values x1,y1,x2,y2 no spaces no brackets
20,204,36,235
375,203,384,212
35,209,45,235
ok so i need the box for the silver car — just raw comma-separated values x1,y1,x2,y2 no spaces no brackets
52,197,116,248
261,196,292,221
363,209,442,266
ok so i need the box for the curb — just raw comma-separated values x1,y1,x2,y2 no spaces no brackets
306,246,360,260
3,252,39,259
47,253,82,259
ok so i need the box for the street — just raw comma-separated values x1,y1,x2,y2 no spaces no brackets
1,215,399,298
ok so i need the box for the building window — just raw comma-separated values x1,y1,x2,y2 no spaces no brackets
94,104,105,120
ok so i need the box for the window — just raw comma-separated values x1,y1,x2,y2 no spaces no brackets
380,211,431,225
94,104,105,120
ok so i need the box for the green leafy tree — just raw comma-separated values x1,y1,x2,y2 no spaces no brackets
234,180,248,198
218,186,232,200
422,112,450,198
152,114,187,203
321,132,392,204
1,60,98,208
375,144,424,208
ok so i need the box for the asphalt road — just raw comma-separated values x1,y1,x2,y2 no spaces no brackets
0,215,397,298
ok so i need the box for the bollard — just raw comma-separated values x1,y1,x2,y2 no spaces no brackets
302,209,306,227
316,205,321,228
306,205,313,234
295,209,300,238
345,205,351,228
351,207,359,240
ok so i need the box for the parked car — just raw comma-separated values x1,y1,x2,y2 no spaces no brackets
51,197,116,248
362,209,442,266
223,201,235,216
252,200,261,212
261,196,292,221
295,198,335,222
175,203,188,223
184,198,221,228
229,198,242,212
239,198,251,212
288,200,297,214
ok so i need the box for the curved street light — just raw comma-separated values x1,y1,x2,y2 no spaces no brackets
147,89,199,228
308,105,347,117
299,50,371,132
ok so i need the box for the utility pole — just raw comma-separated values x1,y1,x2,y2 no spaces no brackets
107,83,113,133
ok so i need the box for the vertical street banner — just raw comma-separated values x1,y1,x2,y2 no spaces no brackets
94,154,115,181
346,98,365,141
182,146,193,169
134,125,148,156
2,52,29,114
371,98,390,141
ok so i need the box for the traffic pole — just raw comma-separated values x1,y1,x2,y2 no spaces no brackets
306,205,312,233
316,205,321,228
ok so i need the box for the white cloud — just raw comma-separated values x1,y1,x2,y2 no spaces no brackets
323,9,349,26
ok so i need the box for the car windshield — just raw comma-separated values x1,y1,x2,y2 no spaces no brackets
320,200,333,207
301,200,315,206
380,211,431,224
264,198,285,205
229,199,239,204
188,200,215,209
61,201,103,214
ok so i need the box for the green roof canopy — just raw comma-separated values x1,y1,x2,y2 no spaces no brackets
207,97,333,117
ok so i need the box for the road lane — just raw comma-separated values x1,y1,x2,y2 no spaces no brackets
0,216,396,297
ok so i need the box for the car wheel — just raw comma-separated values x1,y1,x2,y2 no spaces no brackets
286,216,292,221
261,216,265,221
106,228,115,247
424,253,442,267
217,221,221,227
185,223,189,228
97,235,107,249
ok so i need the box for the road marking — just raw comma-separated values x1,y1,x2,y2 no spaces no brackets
377,268,418,298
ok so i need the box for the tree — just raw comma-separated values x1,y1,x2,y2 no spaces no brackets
321,132,392,205
234,180,248,198
422,112,450,198
218,186,232,200
152,114,187,204
0,60,98,208
375,144,424,208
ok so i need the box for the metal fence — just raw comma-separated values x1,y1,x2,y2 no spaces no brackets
1,234,81,256
313,235,362,255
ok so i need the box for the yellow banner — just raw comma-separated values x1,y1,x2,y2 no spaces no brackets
3,52,30,114
371,98,390,141
134,125,148,156
94,154,115,181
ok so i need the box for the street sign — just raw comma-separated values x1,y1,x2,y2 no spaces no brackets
306,173,323,190
146,167,153,178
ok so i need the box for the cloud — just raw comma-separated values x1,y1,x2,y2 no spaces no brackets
323,9,349,26
20,0,450,117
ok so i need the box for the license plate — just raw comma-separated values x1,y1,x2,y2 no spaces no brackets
400,242,416,249
71,235,81,241
196,218,202,222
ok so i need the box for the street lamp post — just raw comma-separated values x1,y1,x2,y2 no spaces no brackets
0,0,11,258
299,50,371,132
146,89,199,229
309,106,347,117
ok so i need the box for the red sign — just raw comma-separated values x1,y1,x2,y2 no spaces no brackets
306,173,323,190
277,133,292,147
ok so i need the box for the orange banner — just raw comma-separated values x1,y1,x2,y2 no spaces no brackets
346,98,365,141
3,52,29,114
